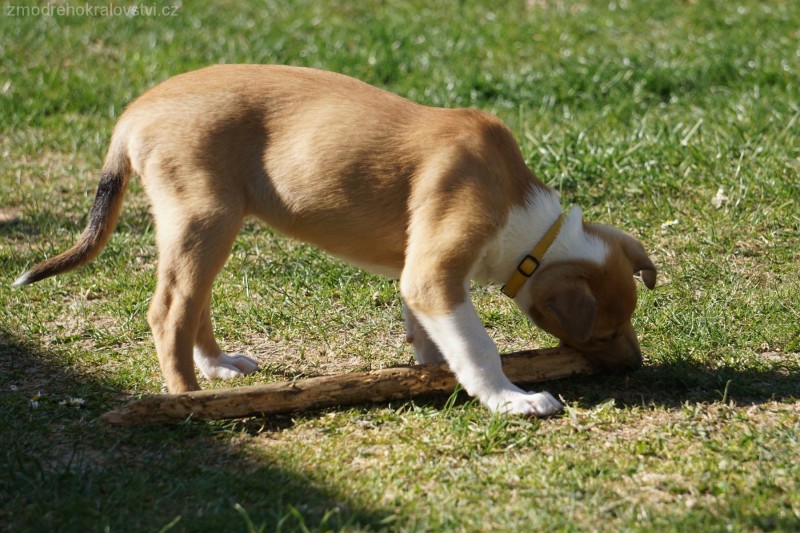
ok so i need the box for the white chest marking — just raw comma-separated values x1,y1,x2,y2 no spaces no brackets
475,189,609,286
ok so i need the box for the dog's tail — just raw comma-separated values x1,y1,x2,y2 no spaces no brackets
13,131,132,286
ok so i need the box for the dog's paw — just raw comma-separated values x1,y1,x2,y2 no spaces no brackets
485,389,563,417
194,351,260,381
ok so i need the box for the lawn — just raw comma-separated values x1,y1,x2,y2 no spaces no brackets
1,0,798,531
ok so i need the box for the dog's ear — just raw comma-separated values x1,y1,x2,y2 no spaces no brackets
590,224,657,289
636,261,657,290
621,237,657,290
546,284,596,343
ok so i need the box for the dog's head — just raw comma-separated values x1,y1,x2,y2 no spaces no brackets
517,222,657,371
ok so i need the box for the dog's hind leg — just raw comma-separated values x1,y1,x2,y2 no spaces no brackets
193,298,259,380
146,208,247,393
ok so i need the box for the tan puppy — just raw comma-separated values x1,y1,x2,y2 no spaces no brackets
14,65,656,416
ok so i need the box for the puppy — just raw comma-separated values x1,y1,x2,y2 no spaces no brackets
14,65,656,416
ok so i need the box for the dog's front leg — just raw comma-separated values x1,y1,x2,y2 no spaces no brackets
399,168,562,416
400,275,563,417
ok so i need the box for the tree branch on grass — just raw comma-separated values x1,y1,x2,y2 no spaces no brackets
101,347,594,425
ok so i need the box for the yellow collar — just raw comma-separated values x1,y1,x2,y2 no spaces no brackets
501,213,565,298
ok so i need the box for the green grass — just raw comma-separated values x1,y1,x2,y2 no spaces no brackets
1,0,798,531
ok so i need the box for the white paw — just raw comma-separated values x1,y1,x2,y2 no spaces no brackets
194,351,259,380
485,389,563,417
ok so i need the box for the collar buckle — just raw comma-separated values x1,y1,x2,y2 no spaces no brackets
501,213,564,298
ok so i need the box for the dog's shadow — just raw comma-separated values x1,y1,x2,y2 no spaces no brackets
553,354,800,409
310,350,798,417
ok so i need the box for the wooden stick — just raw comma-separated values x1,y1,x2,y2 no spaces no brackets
100,347,594,425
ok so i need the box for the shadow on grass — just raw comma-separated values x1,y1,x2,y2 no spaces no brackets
553,354,800,410
0,332,394,532
317,349,800,416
